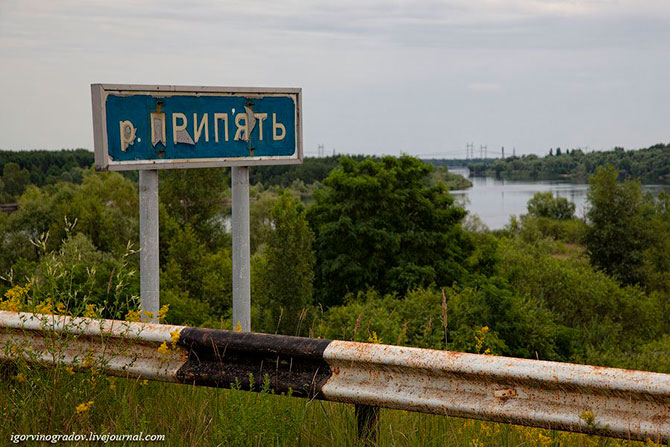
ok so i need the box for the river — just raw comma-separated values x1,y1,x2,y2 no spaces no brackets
449,168,670,230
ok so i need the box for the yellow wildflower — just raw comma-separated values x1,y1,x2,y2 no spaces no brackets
0,285,26,312
158,304,170,321
0,292,23,312
4,283,30,301
157,341,170,358
15,373,27,383
579,410,595,427
0,297,21,312
125,309,141,322
170,329,180,347
234,322,243,332
368,331,383,344
82,350,95,369
65,366,75,375
75,400,94,414
474,326,491,355
83,304,98,319
140,379,148,386
108,376,117,391
55,302,67,314
34,298,54,315
538,432,552,447
87,371,98,388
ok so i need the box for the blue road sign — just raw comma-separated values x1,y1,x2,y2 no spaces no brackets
91,85,302,170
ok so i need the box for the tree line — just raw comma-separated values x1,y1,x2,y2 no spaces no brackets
468,143,670,183
0,149,93,202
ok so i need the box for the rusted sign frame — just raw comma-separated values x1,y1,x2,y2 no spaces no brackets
91,84,303,171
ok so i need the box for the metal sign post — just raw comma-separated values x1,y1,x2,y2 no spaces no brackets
231,166,250,331
139,169,159,322
92,84,302,332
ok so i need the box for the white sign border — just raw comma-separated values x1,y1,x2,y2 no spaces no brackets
91,84,303,171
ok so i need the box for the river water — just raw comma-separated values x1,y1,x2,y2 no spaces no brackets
449,168,670,230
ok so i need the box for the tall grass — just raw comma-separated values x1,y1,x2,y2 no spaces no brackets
0,365,666,446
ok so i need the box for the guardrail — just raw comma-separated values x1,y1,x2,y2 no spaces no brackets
1,310,669,443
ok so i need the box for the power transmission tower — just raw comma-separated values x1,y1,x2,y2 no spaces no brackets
466,143,474,159
480,145,487,159
317,144,325,157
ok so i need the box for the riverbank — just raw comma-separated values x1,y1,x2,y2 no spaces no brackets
449,168,670,229
466,143,670,185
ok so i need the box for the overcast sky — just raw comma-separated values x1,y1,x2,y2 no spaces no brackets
1,0,669,158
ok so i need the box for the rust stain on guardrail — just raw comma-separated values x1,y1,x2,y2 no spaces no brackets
1,310,669,442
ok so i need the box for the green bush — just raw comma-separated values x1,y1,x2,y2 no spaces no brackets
317,284,561,361
527,192,575,220
497,237,664,360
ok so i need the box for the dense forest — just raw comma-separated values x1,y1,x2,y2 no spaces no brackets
468,143,670,183
0,149,668,375
0,151,472,202
0,149,93,201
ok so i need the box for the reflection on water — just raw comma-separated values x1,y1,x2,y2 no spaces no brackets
449,167,670,230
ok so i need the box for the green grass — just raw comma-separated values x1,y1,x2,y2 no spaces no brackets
1,366,666,447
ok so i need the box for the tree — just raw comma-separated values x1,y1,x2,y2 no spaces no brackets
161,222,232,320
0,149,93,187
585,166,653,285
2,162,30,198
527,192,575,220
249,189,280,254
257,192,315,334
639,191,670,293
159,168,229,247
5,170,137,255
52,170,138,254
308,156,472,307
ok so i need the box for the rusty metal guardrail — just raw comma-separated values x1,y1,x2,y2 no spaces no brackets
1,310,668,442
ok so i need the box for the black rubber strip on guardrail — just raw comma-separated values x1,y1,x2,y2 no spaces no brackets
176,328,333,398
